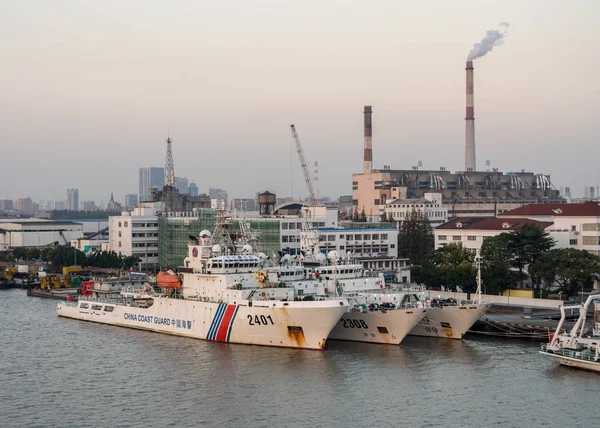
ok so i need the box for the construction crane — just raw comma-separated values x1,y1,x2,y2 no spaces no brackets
290,125,320,256
290,125,317,206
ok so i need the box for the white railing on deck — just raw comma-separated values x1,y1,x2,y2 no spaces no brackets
418,290,563,309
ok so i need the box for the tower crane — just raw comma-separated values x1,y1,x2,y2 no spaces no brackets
290,125,317,206
290,125,319,256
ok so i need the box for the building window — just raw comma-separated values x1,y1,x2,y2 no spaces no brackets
571,225,576,232
282,236,289,243
381,234,388,240
340,246,345,250
124,221,128,227
282,223,288,229
372,234,379,240
390,244,395,248
118,241,121,247
467,236,476,241
355,234,362,240
453,236,461,241
569,239,578,245
339,235,345,239
118,231,122,237
297,223,302,229
118,221,122,227
374,199,380,205
583,236,600,245
328,235,335,241
289,223,296,230
364,234,371,240
438,235,447,241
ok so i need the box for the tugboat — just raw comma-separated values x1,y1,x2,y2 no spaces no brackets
57,225,348,350
540,293,600,372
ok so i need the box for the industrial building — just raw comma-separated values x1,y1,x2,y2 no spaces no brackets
108,207,160,270
352,61,565,221
0,219,83,248
383,193,448,228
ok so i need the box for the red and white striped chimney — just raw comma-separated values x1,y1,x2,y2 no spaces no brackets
465,61,475,171
364,106,373,173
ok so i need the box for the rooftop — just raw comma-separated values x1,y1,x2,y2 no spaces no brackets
436,217,553,231
499,201,600,217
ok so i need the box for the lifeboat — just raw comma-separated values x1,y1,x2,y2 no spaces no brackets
157,271,181,289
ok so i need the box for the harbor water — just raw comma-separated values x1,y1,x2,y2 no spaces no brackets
1,289,598,428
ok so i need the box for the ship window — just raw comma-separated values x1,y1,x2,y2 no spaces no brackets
288,326,303,333
80,303,89,309
104,306,114,312
91,304,103,310
377,326,389,334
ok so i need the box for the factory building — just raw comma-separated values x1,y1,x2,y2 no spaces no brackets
383,193,448,228
352,61,565,221
0,219,83,248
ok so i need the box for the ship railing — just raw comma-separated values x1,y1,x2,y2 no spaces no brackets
541,344,599,362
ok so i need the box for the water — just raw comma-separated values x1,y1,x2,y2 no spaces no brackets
1,289,598,428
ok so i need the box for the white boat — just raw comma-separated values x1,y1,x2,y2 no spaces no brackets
269,255,427,345
57,229,348,350
540,293,600,372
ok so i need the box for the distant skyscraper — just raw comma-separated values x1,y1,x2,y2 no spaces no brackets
0,200,14,211
175,177,189,194
188,182,199,197
67,188,79,211
139,167,165,202
80,201,96,211
17,197,33,215
125,194,138,209
560,186,571,199
584,185,595,200
209,188,228,206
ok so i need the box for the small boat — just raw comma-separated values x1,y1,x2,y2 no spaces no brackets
540,293,600,372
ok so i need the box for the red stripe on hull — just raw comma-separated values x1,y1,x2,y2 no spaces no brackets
215,305,237,342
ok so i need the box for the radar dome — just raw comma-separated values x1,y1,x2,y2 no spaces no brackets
242,244,253,254
315,253,327,263
281,254,292,264
200,230,212,238
257,252,267,261
327,250,339,261
211,244,222,254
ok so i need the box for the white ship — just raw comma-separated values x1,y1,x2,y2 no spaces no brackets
268,255,427,345
57,229,348,350
367,292,490,340
540,293,600,372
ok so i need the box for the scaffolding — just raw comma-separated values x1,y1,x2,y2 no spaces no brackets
158,209,216,268
158,210,282,268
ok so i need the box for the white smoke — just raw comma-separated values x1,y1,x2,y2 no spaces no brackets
467,22,509,61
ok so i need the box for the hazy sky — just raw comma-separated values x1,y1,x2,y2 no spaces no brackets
1,0,599,204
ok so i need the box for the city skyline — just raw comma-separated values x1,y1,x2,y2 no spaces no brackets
1,1,599,203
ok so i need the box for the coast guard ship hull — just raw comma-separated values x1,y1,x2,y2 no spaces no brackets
57,297,346,350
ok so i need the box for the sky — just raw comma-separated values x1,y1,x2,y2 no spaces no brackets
1,0,599,204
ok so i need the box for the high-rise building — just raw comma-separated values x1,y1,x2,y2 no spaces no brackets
188,182,199,197
125,194,138,209
67,188,79,211
139,167,165,202
80,201,96,211
175,177,189,194
209,188,228,206
17,197,34,215
584,185,595,200
0,200,14,211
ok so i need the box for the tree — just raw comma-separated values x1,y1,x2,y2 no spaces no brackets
411,243,476,292
398,209,434,266
529,248,600,297
509,223,555,280
480,234,516,294
359,208,367,222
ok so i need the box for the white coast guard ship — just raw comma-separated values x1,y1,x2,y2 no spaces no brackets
57,229,348,350
540,293,600,372
268,252,428,345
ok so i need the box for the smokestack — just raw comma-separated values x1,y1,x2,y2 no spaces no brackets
465,61,475,172
364,106,372,173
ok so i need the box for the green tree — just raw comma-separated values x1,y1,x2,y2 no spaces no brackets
509,223,555,280
359,208,367,222
398,209,434,266
529,248,600,297
480,234,516,294
411,243,476,292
